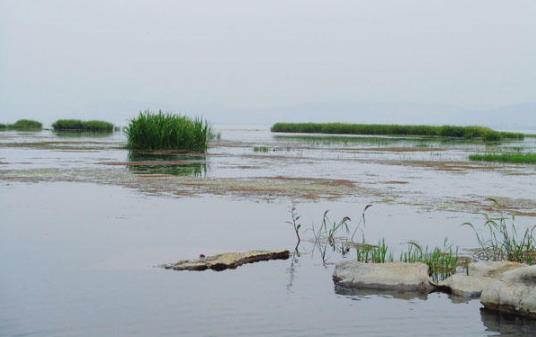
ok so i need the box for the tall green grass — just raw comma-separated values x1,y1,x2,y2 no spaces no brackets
0,119,42,131
52,119,114,132
271,123,524,141
399,240,459,282
469,153,536,164
125,110,210,151
464,205,536,265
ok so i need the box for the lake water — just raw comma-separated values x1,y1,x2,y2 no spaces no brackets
1,127,535,337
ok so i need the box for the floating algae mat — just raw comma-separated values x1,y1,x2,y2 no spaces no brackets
162,250,290,271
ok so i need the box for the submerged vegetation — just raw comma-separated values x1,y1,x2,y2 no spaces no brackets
271,123,524,141
469,153,536,164
0,119,42,131
52,119,114,132
125,110,210,152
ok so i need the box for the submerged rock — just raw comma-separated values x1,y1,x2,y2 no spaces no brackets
481,265,536,318
333,261,434,293
163,250,290,271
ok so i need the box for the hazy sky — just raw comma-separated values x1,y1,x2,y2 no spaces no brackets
1,0,535,126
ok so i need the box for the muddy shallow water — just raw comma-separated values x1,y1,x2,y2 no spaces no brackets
1,127,536,337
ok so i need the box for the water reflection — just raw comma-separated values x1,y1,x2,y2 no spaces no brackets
126,152,207,177
54,131,115,138
480,309,536,336
334,284,429,301
273,134,529,148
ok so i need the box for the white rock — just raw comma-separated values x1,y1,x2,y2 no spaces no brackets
333,261,433,293
469,261,525,278
481,265,536,318
439,274,493,298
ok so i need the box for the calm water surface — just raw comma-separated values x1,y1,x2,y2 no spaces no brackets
1,127,536,337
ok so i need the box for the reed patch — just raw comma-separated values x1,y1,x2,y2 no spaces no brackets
125,110,210,152
271,123,524,141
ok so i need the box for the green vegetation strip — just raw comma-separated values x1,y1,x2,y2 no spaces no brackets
469,153,536,164
125,110,210,152
0,119,42,131
52,119,114,132
271,123,524,141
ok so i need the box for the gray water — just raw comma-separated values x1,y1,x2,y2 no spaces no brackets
1,127,536,337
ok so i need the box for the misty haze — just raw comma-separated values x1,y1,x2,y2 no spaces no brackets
1,1,536,337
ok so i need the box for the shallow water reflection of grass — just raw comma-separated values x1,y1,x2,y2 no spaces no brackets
126,152,207,177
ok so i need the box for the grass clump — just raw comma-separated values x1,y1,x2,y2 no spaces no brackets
355,239,393,264
464,204,536,265
271,123,524,141
469,153,536,164
0,119,42,131
400,240,459,282
52,119,114,132
125,110,210,152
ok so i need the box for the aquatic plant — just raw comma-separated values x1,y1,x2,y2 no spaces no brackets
0,119,42,131
399,240,459,282
125,110,210,151
271,123,524,141
287,204,302,250
469,153,536,164
52,119,114,132
311,210,351,264
354,239,393,264
463,204,536,265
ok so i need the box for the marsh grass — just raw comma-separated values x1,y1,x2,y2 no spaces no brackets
52,119,114,132
0,119,42,131
287,205,302,250
463,203,536,264
399,240,459,282
469,153,536,164
271,123,524,141
125,110,210,151
354,239,393,264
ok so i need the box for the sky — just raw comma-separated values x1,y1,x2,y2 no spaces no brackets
1,0,535,128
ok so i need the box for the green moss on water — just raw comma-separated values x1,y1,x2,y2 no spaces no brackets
469,153,536,164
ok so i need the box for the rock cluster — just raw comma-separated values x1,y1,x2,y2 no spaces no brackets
333,260,536,318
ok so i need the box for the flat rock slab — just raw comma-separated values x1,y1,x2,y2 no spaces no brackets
439,262,526,298
439,274,494,298
469,261,525,278
163,250,290,271
333,261,434,293
481,265,536,318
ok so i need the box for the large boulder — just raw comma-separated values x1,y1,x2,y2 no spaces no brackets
481,265,536,318
469,261,525,278
163,250,290,271
333,261,433,293
439,261,525,298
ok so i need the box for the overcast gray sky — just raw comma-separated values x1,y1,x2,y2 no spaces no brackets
1,0,535,127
